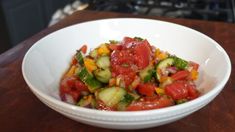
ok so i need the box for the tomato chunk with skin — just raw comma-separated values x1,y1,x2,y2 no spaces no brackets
122,37,135,48
80,45,87,54
111,49,136,87
165,81,189,100
187,84,199,100
75,80,89,92
108,44,122,51
133,40,151,69
60,76,88,102
171,70,190,81
126,96,174,111
137,83,156,96
189,61,199,70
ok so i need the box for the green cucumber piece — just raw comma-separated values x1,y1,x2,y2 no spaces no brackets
77,95,96,108
94,68,111,83
76,67,102,92
127,92,140,100
75,51,84,65
90,49,98,58
121,94,134,103
96,56,110,69
156,57,174,80
117,93,138,111
139,65,154,83
86,79,102,93
173,57,188,70
176,99,188,104
77,67,93,82
155,56,188,81
97,87,126,107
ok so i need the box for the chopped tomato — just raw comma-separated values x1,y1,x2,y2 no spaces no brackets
189,61,199,70
137,83,156,96
60,77,88,102
165,81,189,100
108,44,122,51
72,57,77,65
171,70,190,80
126,96,174,111
75,80,89,92
111,49,135,66
123,72,136,87
133,40,151,69
122,37,135,48
187,84,199,100
80,45,87,54
111,49,136,87
68,91,80,102
60,77,76,91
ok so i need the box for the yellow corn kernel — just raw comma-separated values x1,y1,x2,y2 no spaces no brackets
191,69,198,80
155,87,165,95
65,65,76,77
97,44,110,56
84,58,97,72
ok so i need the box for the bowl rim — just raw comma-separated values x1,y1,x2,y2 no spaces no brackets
22,18,231,118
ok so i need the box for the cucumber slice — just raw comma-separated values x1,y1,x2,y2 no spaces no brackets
139,65,154,82
173,57,188,70
127,92,140,100
155,57,189,81
94,68,111,83
77,67,93,82
96,56,110,69
176,99,188,104
97,87,126,107
156,57,174,80
76,67,102,92
75,51,84,65
86,79,102,93
77,95,96,108
90,49,98,58
117,93,139,111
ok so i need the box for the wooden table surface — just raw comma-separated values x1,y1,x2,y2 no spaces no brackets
0,10,234,132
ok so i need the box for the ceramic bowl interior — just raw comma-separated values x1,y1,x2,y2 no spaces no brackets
22,18,231,129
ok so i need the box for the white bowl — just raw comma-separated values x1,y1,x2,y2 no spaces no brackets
22,18,231,129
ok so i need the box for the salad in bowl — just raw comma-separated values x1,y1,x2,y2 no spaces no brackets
60,36,200,111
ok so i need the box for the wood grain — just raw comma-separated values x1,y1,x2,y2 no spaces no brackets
0,10,234,132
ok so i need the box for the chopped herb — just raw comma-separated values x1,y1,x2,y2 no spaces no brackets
109,40,119,44
134,37,144,41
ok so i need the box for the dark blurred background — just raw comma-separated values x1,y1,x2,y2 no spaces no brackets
0,0,234,54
